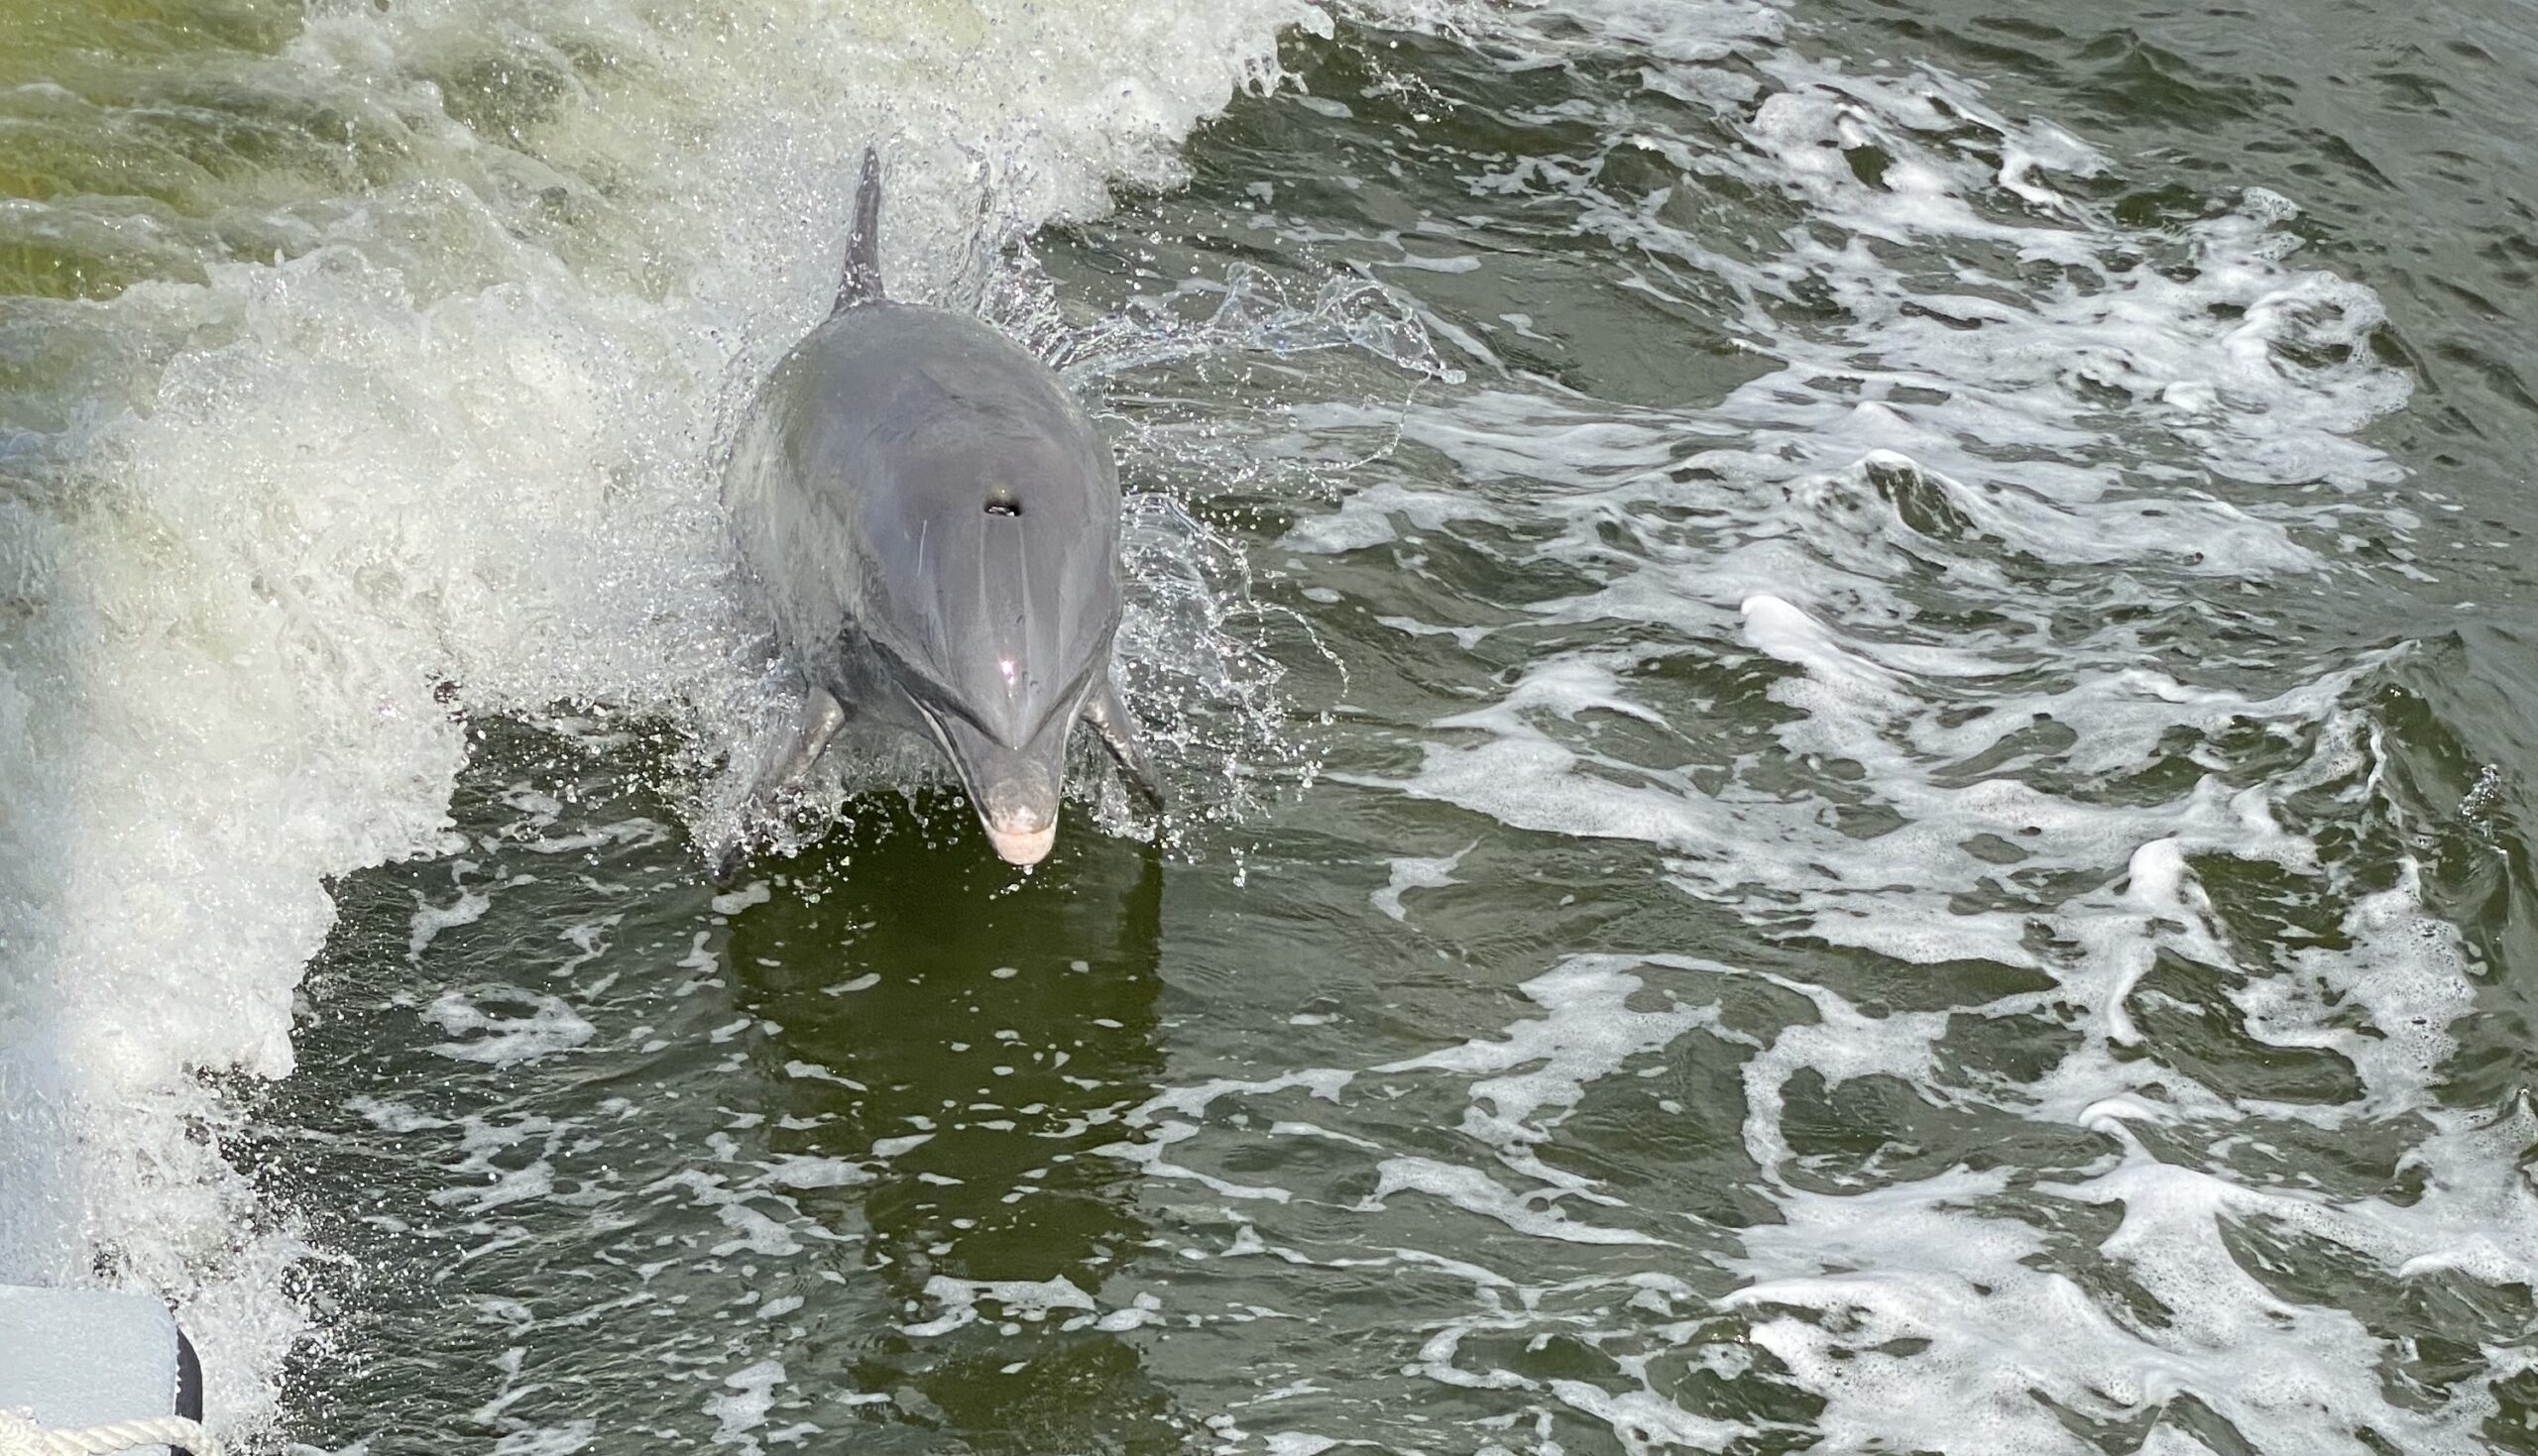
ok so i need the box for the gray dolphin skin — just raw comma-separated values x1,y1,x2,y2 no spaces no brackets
723,148,1164,867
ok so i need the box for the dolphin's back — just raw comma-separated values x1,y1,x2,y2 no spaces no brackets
727,301,1122,748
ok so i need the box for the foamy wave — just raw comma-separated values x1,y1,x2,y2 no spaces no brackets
1174,0,2520,1450
0,0,1327,1427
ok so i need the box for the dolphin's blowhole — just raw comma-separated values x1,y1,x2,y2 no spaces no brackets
983,490,1022,517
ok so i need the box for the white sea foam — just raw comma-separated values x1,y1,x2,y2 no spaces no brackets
1092,0,2525,1449
423,989,598,1068
1369,843,1470,922
703,1358,786,1451
902,1275,1101,1337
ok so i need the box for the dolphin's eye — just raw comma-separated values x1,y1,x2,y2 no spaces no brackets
983,490,1021,518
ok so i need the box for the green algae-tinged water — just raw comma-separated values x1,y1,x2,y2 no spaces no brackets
2,0,2535,1453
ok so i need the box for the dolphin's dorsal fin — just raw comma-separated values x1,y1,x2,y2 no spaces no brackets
834,147,884,313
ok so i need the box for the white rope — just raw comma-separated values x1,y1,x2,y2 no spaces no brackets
0,1410,222,1456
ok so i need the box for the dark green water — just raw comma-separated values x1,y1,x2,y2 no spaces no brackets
0,1,2532,1453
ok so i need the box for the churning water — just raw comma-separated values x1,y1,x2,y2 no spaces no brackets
3,0,2535,1451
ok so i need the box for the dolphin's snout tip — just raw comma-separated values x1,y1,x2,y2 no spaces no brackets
981,774,1058,865
985,822,1057,866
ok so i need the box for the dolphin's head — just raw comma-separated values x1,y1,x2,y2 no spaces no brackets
852,383,1123,866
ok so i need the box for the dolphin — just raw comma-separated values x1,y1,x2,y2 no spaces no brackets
722,148,1163,867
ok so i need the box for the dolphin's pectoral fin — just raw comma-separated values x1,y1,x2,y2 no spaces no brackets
715,690,853,882
1085,681,1165,811
754,686,850,802
712,686,850,883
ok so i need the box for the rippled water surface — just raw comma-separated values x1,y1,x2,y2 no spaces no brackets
3,0,2536,1452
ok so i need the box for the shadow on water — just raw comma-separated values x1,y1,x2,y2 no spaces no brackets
724,793,1179,1451
257,720,1181,1455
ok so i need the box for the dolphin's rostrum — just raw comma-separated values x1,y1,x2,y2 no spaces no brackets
722,148,1163,867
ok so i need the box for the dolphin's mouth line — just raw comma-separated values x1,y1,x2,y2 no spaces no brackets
868,637,996,741
873,633,1107,755
907,691,1085,788
907,699,968,775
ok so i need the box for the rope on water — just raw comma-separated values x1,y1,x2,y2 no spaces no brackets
0,1410,222,1456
